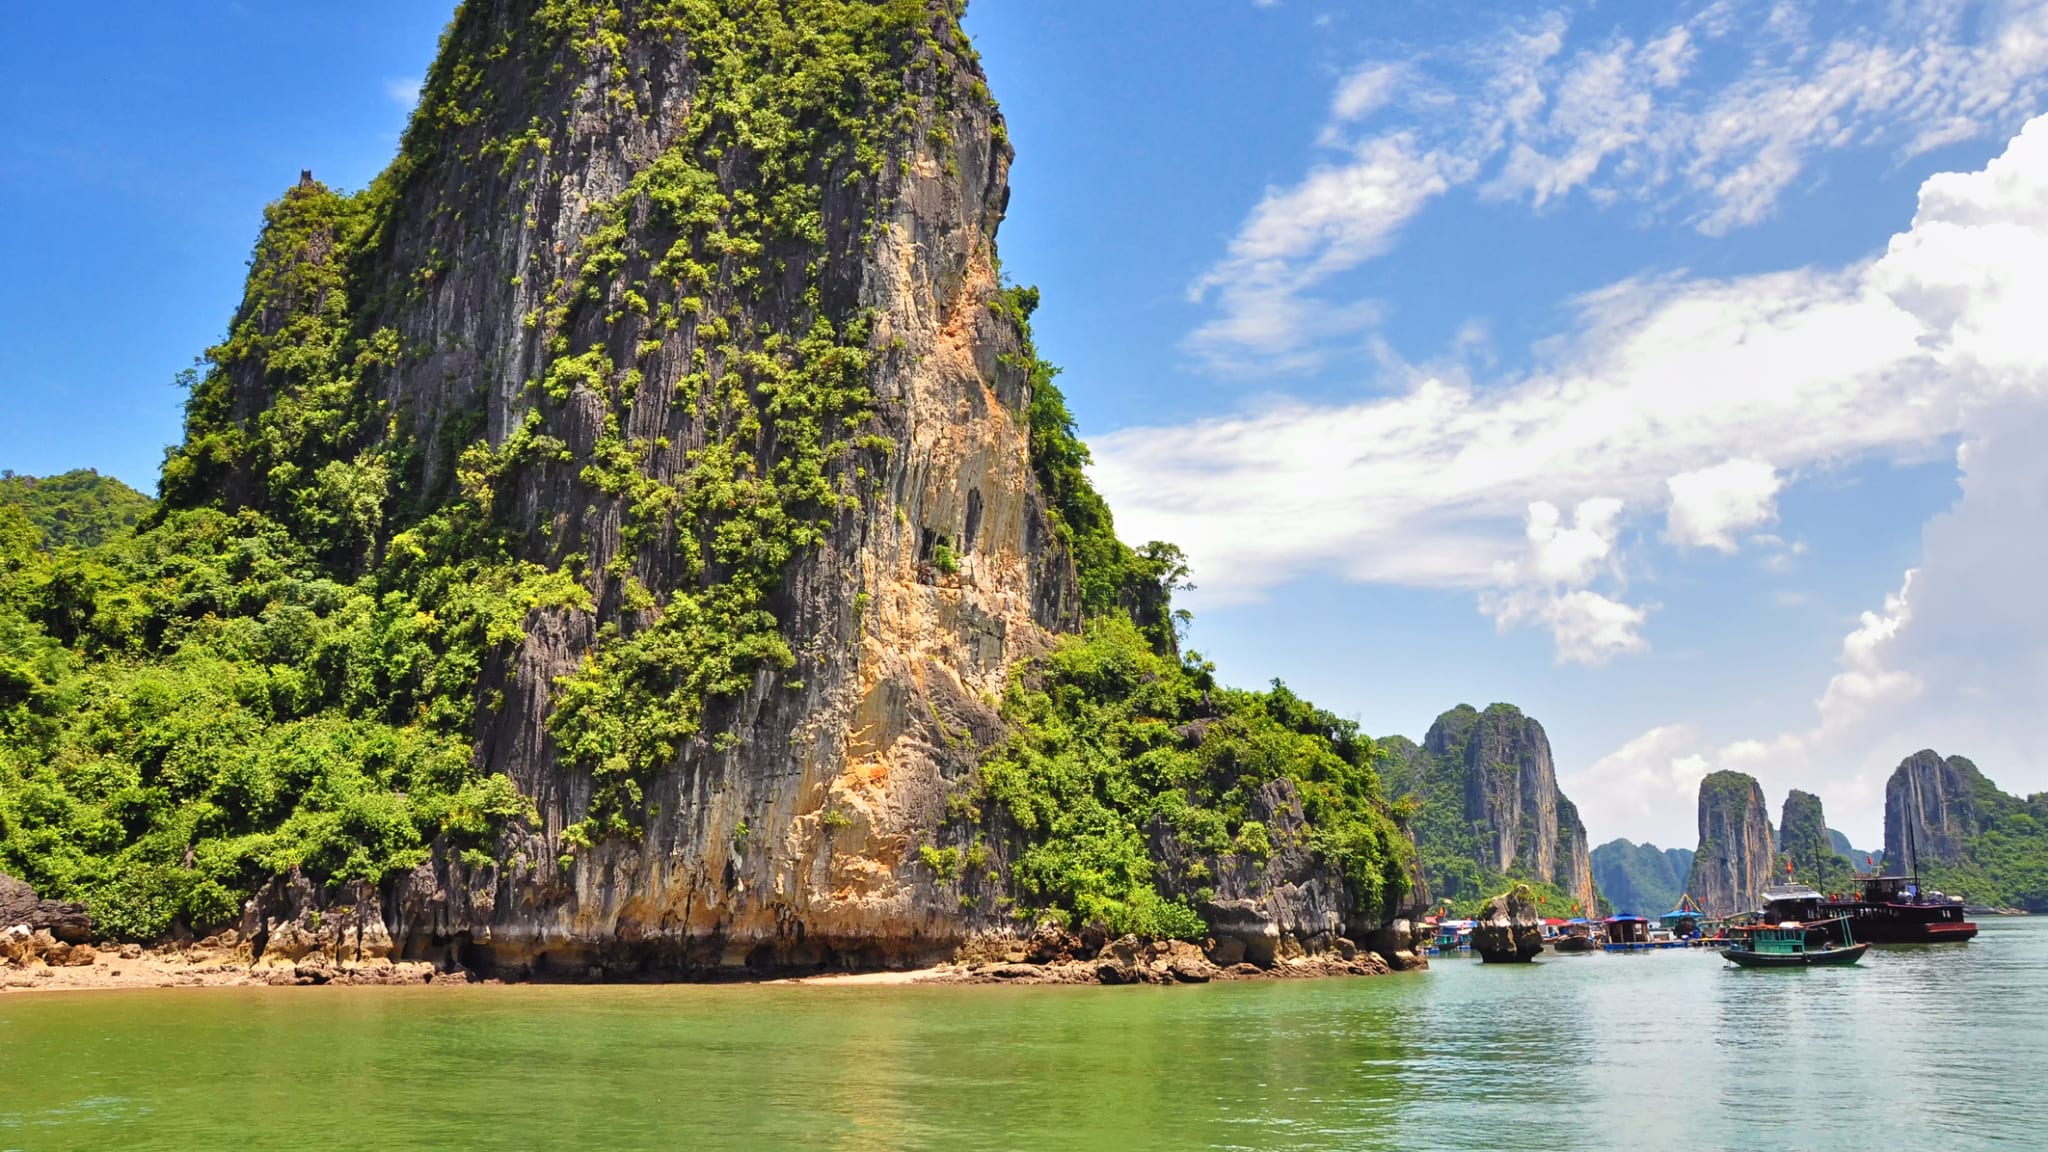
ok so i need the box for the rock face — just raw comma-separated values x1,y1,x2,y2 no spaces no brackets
1780,790,1851,890
1471,886,1544,963
1145,778,1423,968
157,2,1076,974
1885,751,1989,872
0,872,93,943
1386,705,1597,910
138,2,1418,976
1685,772,1777,917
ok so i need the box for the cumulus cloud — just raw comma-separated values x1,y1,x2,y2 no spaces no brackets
1100,114,2048,670
1665,458,1782,551
1190,0,2048,364
1566,725,1714,845
1476,499,1644,664
1521,498,1624,585
1558,116,2048,841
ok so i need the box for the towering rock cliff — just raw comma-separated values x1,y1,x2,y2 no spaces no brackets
1685,772,1776,917
1383,705,1596,911
181,0,1072,971
1779,790,1852,891
0,0,1422,974
1885,751,1989,871
1878,750,2048,910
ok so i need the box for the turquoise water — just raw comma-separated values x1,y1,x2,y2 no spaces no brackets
3,918,2044,1150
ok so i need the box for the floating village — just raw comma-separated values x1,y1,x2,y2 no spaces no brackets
1427,864,1983,969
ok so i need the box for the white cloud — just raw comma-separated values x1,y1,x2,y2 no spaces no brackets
385,77,422,110
1665,458,1782,551
1190,0,2048,363
1522,497,1624,585
1562,116,2048,842
1480,499,1644,664
1100,114,2048,669
1187,136,1446,367
1330,64,1409,124
1563,725,1713,846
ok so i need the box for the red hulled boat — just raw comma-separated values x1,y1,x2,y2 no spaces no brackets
1818,874,1978,944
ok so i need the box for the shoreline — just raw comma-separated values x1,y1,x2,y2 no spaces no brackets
2,942,1423,997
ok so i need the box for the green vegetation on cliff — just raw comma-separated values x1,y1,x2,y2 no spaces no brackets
975,617,1414,938
1591,840,1694,916
7,0,959,933
0,471,154,550
1380,707,1599,918
1779,790,1854,893
1910,762,2048,910
0,503,540,938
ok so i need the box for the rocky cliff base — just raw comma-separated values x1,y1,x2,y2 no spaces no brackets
2,917,1425,995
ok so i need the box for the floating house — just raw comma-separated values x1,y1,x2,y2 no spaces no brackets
1659,893,1707,940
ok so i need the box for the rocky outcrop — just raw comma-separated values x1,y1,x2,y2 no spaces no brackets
119,2,1422,978
0,872,93,944
1471,886,1544,963
1686,772,1776,917
1388,705,1597,910
1885,751,1990,872
943,924,1393,986
1149,778,1402,967
1780,790,1851,890
156,2,1071,975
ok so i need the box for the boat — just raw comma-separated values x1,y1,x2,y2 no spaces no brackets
1551,919,1599,954
1812,809,1977,943
1721,917,1869,968
1817,874,1978,944
1602,915,1682,952
1428,919,1474,955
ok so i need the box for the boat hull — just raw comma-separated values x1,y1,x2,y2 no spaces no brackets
1720,943,1869,968
1819,912,1977,944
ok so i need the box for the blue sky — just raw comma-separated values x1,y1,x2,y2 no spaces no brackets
7,0,2048,849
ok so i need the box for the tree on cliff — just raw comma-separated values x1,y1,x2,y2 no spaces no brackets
1780,790,1854,893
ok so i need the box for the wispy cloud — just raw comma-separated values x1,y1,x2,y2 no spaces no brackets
1105,114,2048,666
1189,0,2048,367
384,76,422,110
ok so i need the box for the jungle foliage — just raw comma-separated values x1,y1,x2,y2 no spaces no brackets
974,617,1415,939
0,503,543,939
0,471,155,550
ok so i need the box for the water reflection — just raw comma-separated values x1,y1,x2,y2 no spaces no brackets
2,920,2044,1151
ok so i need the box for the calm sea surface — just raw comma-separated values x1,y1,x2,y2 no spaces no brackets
4,918,2045,1151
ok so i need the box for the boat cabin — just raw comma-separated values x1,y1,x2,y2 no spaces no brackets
1605,915,1650,946
1728,916,1857,955
1853,875,1956,907
1758,882,1826,925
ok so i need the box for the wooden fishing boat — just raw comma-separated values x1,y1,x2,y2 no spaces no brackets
1551,919,1598,953
1720,916,1868,968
